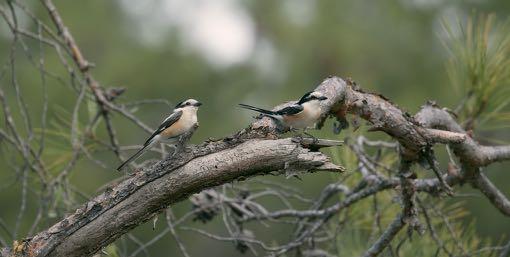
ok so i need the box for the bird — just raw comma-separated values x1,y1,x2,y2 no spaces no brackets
239,91,328,131
117,99,202,171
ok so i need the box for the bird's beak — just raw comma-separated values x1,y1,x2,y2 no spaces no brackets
194,102,203,107
319,96,328,100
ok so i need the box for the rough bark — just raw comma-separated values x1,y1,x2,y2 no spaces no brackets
36,139,340,257
2,78,349,257
415,103,510,215
3,77,510,257
0,1,508,256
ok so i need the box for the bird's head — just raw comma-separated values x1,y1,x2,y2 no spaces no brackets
297,91,328,105
175,99,202,111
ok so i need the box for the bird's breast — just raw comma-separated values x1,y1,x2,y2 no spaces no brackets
160,112,197,139
283,107,321,129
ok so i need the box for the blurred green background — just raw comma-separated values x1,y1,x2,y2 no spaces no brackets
0,0,509,256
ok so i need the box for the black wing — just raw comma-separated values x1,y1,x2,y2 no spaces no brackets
143,110,183,146
275,104,303,116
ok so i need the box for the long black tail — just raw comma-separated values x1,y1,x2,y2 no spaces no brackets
238,104,277,116
117,144,149,171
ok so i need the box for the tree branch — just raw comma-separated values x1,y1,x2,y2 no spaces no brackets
3,75,508,257
361,213,405,257
14,136,342,257
1,2,509,256
415,103,510,215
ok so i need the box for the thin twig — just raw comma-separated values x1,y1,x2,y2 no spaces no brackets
361,213,405,257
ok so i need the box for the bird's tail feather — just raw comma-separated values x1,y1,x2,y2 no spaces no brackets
238,104,277,116
117,141,153,171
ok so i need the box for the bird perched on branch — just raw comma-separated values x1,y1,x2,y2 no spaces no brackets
239,91,328,131
117,99,202,171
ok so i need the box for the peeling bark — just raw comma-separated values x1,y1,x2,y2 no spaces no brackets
16,134,342,257
3,77,510,257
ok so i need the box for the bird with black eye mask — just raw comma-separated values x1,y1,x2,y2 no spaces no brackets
117,99,202,171
239,91,328,134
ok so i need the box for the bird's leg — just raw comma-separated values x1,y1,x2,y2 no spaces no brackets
161,143,168,159
170,135,188,157
302,129,313,138
169,144,179,157
162,140,179,159
302,128,319,144
289,127,304,142
288,126,299,133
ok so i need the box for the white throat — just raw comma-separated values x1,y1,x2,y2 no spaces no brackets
302,100,321,111
181,106,198,124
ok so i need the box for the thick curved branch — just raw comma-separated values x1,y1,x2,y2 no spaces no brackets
3,74,509,256
14,137,341,257
0,0,508,255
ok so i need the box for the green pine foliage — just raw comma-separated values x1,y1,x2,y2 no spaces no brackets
443,13,510,129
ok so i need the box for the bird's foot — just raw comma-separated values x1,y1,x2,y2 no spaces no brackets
302,131,319,145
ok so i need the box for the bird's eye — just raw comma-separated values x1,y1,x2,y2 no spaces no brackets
185,102,190,106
